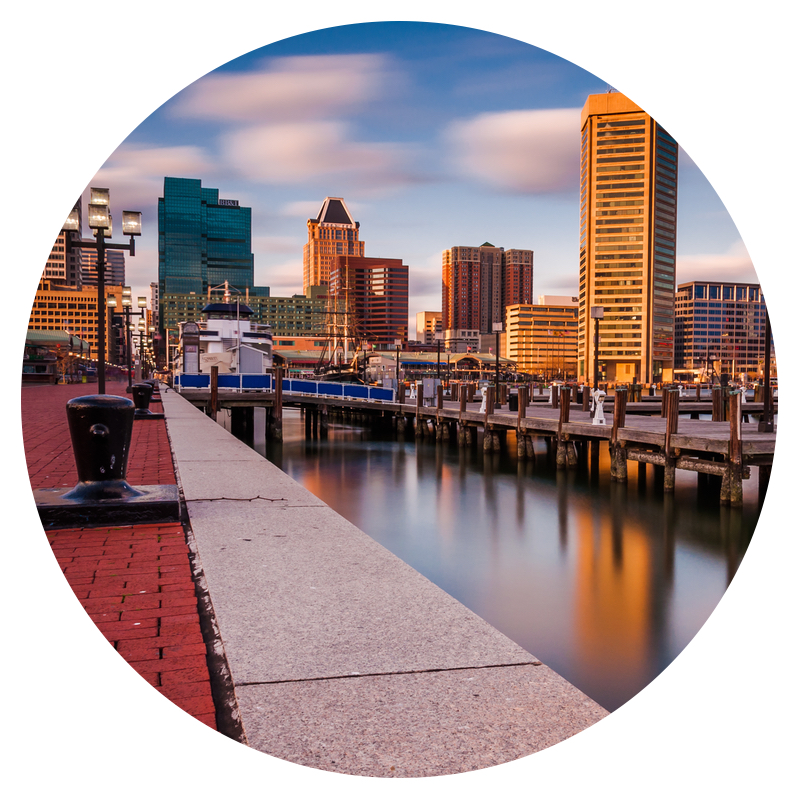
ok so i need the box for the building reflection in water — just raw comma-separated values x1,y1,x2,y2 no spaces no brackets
229,407,757,712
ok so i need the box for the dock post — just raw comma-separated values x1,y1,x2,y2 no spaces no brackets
726,389,744,507
663,388,679,492
304,405,312,438
556,385,570,470
268,366,283,442
610,387,628,482
209,366,219,418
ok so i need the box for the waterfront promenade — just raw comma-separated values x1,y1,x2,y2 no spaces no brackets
22,380,608,777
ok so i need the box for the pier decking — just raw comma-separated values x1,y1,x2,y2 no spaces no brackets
177,384,776,508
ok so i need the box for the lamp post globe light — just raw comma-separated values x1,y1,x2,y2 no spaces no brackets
64,188,141,394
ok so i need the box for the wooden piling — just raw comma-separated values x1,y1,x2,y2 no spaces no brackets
663,388,679,492
610,387,628,483
209,366,219,417
727,390,744,507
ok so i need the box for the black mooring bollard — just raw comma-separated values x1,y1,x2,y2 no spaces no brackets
131,382,154,417
62,394,141,501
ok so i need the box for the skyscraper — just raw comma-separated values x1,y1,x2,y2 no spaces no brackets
442,243,533,334
303,197,365,295
158,177,254,298
577,92,678,384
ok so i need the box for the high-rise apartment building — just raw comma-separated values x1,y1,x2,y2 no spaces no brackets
674,281,771,379
303,197,365,295
44,201,83,286
158,177,255,299
442,243,533,334
577,92,678,384
416,311,442,345
330,255,409,347
80,247,125,287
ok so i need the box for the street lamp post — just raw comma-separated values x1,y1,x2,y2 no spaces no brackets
590,306,604,413
759,309,774,433
435,331,443,381
108,289,147,392
394,339,402,386
590,306,604,389
492,322,502,390
62,189,141,394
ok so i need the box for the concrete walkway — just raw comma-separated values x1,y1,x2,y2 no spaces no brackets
161,385,608,777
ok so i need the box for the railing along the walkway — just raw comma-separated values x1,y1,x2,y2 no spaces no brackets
174,372,395,402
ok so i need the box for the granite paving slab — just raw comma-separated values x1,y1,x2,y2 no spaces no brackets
235,665,607,777
186,499,534,684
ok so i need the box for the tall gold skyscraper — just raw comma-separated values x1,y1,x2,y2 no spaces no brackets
578,93,678,384
303,197,365,294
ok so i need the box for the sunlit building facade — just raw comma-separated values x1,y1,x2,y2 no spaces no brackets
578,92,678,384
416,311,442,345
303,197,365,295
28,280,125,361
506,299,579,378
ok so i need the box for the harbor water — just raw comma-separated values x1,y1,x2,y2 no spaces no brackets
221,406,760,712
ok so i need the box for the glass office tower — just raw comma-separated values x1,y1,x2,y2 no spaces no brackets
158,177,254,298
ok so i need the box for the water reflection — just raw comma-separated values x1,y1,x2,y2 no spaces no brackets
221,407,757,711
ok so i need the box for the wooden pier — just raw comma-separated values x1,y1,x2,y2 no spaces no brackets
175,380,776,509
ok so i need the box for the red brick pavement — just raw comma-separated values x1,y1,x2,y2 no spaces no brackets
22,382,218,731
22,381,176,489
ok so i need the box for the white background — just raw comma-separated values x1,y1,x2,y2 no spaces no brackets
3,1,797,797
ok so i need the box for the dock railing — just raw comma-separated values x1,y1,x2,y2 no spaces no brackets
174,372,395,402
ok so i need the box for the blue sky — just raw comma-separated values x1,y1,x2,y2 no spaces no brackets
86,21,754,333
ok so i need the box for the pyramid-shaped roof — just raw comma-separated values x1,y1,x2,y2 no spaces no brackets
313,197,357,227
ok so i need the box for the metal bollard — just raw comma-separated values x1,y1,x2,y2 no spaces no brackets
131,382,155,417
62,395,141,501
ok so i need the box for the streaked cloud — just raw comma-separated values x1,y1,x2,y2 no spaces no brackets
173,54,395,123
252,234,302,255
220,121,419,191
445,108,580,194
255,258,305,296
676,239,758,284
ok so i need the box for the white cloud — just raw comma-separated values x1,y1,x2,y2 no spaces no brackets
445,108,581,194
252,234,302,255
220,120,418,190
676,239,758,284
255,259,304,297
173,54,393,123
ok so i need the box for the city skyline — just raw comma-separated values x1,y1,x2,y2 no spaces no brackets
72,22,754,337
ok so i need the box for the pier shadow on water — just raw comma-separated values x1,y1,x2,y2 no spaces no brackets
220,406,758,712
